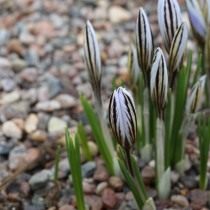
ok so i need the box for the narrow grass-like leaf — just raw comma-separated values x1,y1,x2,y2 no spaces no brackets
130,154,147,200
197,117,210,190
171,52,192,165
65,128,85,210
117,146,146,209
77,123,92,161
80,95,114,175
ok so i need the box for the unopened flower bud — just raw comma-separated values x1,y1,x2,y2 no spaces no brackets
186,0,206,45
158,0,182,52
150,48,168,115
136,7,154,82
168,23,188,77
187,75,206,113
84,21,101,100
108,87,137,149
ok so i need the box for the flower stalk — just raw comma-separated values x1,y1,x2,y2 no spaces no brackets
150,48,171,198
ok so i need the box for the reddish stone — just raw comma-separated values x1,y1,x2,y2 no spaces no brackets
85,195,103,210
102,188,118,209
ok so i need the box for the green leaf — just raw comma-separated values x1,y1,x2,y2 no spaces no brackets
77,123,92,161
143,197,156,210
65,128,85,210
197,117,210,190
171,51,192,165
157,167,171,199
80,95,114,175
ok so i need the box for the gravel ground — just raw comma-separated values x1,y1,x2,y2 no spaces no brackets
0,0,209,209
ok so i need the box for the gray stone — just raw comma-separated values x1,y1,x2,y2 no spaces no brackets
24,49,40,67
0,90,20,104
9,144,27,170
11,58,27,72
180,175,198,189
48,117,67,134
0,29,9,45
0,57,11,69
40,74,63,99
0,138,15,155
0,101,30,120
36,100,61,112
1,78,16,92
82,161,96,178
2,120,22,139
19,68,38,83
51,158,70,179
29,169,53,190
171,195,189,207
55,94,77,109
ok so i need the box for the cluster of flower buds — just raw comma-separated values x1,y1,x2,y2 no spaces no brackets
187,75,206,113
84,21,102,102
108,87,137,149
150,48,168,118
158,0,182,52
186,0,207,46
136,7,154,84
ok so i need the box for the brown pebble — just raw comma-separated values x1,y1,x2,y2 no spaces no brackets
102,188,118,209
85,195,103,210
93,165,109,182
109,176,123,191
59,205,75,210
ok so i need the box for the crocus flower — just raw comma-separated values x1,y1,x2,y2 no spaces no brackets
186,0,206,45
168,23,188,75
150,48,168,116
84,21,102,101
108,87,137,149
187,75,206,113
136,7,154,82
158,0,182,52
128,45,140,85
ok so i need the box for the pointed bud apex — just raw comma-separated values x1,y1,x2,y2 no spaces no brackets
84,21,101,98
186,0,206,45
158,0,182,52
150,48,168,115
136,7,154,80
108,87,137,149
168,23,188,74
187,75,206,113
128,45,140,85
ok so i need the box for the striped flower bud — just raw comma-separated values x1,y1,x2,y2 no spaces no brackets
108,87,137,149
168,23,188,75
150,48,168,116
136,7,154,82
84,21,101,100
128,45,140,85
187,75,206,113
158,0,182,52
186,0,206,45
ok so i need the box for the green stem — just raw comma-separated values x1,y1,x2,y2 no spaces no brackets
156,118,165,185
